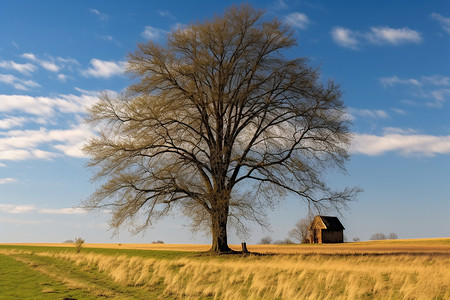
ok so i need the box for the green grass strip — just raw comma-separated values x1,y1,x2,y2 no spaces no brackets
0,253,96,299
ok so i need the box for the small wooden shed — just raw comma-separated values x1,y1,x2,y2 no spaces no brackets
308,215,345,243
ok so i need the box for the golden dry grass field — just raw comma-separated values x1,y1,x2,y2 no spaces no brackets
7,237,450,254
1,238,449,299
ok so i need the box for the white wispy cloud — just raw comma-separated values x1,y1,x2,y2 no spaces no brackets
422,75,450,86
74,87,106,97
0,204,86,214
82,58,124,78
0,60,36,74
348,108,388,119
21,53,78,74
367,27,422,45
380,75,422,87
430,89,450,106
0,123,93,161
331,26,422,49
158,10,176,19
0,74,40,91
21,53,61,73
0,92,96,116
95,35,122,46
0,149,56,161
381,75,450,88
275,0,288,10
380,75,450,107
392,108,406,115
39,207,86,214
51,123,94,158
142,26,169,40
21,53,36,60
431,13,450,34
56,56,80,67
90,8,108,21
331,27,359,50
284,12,310,29
353,130,450,156
0,116,26,129
0,177,17,184
0,90,98,161
0,94,54,115
100,35,113,41
57,74,67,82
40,61,59,72
0,204,35,213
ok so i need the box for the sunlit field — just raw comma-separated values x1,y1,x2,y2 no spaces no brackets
8,237,450,254
1,238,449,299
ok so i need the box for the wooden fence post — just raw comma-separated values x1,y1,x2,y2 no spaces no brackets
241,242,248,253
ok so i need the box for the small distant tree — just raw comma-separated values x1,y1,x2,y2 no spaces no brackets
288,217,312,243
151,240,165,244
387,232,398,239
63,239,74,244
370,233,386,240
259,236,273,244
74,237,85,253
274,238,294,244
352,237,360,242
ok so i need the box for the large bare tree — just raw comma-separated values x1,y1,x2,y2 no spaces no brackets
83,5,359,253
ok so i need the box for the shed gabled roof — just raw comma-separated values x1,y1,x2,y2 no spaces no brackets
309,215,345,230
320,216,345,230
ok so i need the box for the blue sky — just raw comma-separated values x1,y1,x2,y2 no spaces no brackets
0,0,449,244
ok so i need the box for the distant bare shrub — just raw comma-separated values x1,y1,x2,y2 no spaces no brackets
387,233,398,239
288,217,312,244
274,238,294,244
151,240,164,244
63,239,74,243
370,233,387,240
352,237,360,242
259,236,273,244
74,237,85,253
370,232,398,240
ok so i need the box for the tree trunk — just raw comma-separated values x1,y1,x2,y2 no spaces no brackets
208,207,233,253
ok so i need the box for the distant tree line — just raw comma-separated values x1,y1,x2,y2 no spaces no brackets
258,236,294,245
370,232,398,240
151,240,164,244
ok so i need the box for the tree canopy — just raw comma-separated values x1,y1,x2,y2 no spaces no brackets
83,4,360,253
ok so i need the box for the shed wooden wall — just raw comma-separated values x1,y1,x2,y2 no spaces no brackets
310,229,322,243
322,230,343,243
